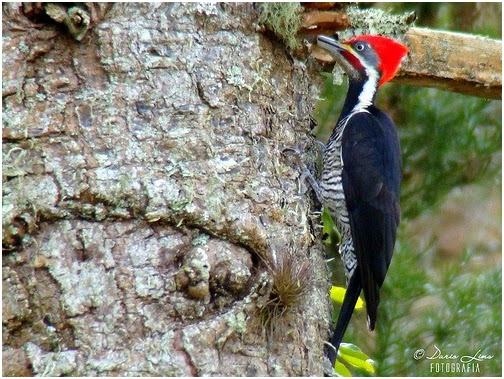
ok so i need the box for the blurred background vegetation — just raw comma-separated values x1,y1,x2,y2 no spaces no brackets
314,2,502,376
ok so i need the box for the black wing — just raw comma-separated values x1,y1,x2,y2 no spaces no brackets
341,109,402,330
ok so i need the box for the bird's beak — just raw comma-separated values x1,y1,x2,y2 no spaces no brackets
317,35,359,80
317,35,350,55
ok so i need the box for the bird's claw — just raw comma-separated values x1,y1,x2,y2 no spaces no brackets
300,166,313,183
282,146,303,161
283,147,313,177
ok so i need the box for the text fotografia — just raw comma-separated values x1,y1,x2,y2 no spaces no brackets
413,345,494,374
430,361,480,374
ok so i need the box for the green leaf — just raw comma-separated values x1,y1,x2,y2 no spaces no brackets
335,359,352,377
322,207,342,264
322,207,340,244
339,343,372,361
330,286,364,309
338,343,376,374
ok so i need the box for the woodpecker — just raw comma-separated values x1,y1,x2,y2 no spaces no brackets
308,34,408,366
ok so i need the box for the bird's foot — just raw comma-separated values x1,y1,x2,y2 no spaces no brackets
283,147,312,192
282,146,323,201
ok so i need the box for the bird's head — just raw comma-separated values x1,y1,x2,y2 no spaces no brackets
317,34,408,87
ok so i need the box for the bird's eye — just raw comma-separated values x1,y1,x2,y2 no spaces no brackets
355,43,365,52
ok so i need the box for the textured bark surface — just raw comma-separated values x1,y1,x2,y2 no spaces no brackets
2,3,330,376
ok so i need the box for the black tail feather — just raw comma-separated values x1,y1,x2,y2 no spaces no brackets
326,273,363,367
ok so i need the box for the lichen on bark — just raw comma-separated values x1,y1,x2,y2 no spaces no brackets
3,2,330,376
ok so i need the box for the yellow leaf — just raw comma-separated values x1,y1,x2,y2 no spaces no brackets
330,286,364,309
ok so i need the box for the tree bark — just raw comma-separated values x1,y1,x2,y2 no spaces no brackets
396,27,502,100
2,3,330,376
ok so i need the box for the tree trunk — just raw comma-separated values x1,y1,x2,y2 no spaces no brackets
2,3,330,376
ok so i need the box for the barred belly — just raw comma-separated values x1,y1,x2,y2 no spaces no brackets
319,122,357,281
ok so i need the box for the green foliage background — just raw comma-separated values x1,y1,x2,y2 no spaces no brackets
314,3,502,376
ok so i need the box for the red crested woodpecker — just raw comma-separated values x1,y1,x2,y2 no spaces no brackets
307,34,408,366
